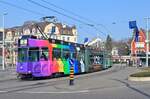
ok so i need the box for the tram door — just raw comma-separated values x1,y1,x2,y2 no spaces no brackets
39,47,50,76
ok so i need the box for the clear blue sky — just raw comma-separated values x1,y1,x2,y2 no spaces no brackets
0,0,149,42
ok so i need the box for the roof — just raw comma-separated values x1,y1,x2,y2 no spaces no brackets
87,37,103,46
22,21,50,32
5,21,76,36
55,23,75,36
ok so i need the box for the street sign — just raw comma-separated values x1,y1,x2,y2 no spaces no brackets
129,21,137,29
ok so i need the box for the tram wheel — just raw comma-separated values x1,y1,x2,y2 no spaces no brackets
17,74,25,80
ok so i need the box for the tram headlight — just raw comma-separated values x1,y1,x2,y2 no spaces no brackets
28,71,31,73
20,66,23,69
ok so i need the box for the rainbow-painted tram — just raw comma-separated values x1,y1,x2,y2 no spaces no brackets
16,35,112,79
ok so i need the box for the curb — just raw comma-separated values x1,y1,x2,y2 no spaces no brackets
128,76,150,81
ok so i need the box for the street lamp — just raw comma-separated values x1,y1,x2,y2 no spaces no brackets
145,17,150,67
2,12,7,70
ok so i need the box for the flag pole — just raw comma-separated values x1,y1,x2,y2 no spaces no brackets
145,17,150,67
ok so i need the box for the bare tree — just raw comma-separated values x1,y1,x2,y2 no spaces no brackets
105,35,112,53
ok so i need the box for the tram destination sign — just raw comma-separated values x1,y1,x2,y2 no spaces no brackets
20,39,28,46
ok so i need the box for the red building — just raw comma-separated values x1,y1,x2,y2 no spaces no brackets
131,29,147,66
131,29,146,54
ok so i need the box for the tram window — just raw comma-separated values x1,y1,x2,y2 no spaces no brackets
72,52,77,59
18,48,27,62
28,47,39,62
52,48,61,60
62,49,70,60
40,47,49,61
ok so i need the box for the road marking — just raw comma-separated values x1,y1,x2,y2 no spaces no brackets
0,91,8,93
18,90,89,94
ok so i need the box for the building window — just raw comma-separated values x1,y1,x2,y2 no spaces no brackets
32,28,36,34
0,48,2,56
74,38,76,42
67,37,70,41
51,26,56,34
8,33,11,36
15,32,18,36
63,37,65,41
0,32,3,41
24,29,30,35
74,31,76,35
56,36,60,40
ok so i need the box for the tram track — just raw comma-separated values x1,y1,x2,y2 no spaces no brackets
0,78,67,94
76,64,127,80
0,78,16,83
0,64,123,83
0,65,127,94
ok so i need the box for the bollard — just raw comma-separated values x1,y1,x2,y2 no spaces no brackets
69,66,74,86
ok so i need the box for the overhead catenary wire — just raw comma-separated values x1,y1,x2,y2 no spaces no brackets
35,24,49,39
40,0,95,24
40,0,108,36
0,0,45,16
28,0,107,37
0,0,108,37
28,0,94,27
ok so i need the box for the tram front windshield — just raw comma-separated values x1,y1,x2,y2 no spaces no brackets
18,47,39,62
28,47,39,62
18,47,49,62
18,48,28,62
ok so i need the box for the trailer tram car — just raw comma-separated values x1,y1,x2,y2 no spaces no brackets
16,35,112,79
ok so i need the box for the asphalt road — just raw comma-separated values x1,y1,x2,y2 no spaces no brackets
0,64,150,99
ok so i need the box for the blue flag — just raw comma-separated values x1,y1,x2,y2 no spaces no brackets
129,21,137,29
135,27,139,42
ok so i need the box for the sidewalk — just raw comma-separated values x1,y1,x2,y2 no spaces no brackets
0,68,17,81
